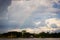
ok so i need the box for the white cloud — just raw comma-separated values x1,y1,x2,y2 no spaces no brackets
7,0,40,25
45,18,60,28
7,27,57,33
8,28,34,33
8,29,21,32
7,0,60,24
34,21,41,26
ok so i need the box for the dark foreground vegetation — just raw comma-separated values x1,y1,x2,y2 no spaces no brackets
0,30,60,38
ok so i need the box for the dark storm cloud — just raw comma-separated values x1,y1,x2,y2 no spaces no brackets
0,0,12,33
0,0,11,16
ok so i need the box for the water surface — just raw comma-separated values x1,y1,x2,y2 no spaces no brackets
0,38,60,40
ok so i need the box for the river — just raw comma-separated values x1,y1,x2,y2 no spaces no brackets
0,38,60,40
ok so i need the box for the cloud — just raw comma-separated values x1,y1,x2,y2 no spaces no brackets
0,0,11,33
34,21,41,26
0,0,60,33
45,18,60,28
8,18,60,33
8,26,58,33
5,0,60,25
8,0,40,25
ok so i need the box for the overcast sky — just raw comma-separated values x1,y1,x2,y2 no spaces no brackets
0,0,60,33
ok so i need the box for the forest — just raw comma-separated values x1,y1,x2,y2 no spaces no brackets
0,30,60,38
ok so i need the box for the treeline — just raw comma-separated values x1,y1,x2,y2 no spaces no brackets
0,30,60,38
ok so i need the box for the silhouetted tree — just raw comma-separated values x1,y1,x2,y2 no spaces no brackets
0,31,60,38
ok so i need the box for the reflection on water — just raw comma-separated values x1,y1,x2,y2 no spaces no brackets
0,38,60,40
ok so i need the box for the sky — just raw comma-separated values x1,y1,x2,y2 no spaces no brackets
0,0,60,33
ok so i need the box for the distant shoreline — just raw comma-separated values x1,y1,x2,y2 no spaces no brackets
0,31,60,38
